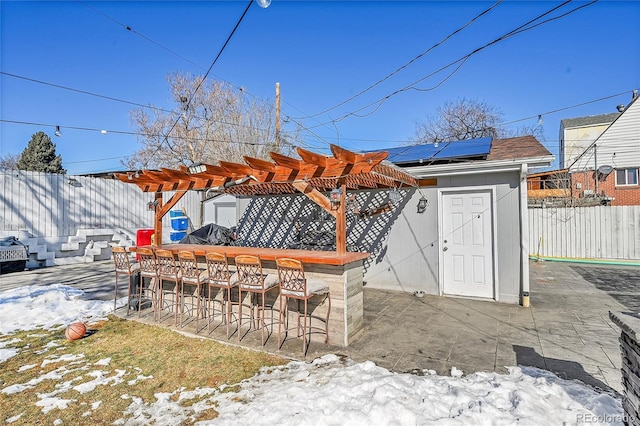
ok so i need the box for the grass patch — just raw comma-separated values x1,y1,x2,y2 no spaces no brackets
0,316,286,424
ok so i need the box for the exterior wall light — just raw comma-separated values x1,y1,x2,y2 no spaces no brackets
188,162,206,174
417,196,428,214
329,188,342,209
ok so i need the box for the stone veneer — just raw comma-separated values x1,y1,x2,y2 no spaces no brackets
610,311,640,426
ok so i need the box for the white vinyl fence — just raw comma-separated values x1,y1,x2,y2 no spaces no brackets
1,170,201,238
529,205,640,260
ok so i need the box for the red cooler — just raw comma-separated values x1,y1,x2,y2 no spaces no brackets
136,229,154,260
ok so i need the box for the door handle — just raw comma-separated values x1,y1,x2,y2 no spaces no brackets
443,246,448,251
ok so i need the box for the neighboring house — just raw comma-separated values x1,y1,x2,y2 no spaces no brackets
559,111,620,169
569,92,640,206
528,90,640,206
526,169,571,207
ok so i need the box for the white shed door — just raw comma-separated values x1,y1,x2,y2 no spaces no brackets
442,190,494,299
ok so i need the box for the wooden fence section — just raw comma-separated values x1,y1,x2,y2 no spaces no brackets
529,205,640,260
0,170,201,238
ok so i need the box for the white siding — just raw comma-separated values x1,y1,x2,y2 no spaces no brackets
529,206,640,260
0,171,201,239
572,99,640,171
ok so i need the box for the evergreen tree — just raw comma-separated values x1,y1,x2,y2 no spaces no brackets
17,131,65,173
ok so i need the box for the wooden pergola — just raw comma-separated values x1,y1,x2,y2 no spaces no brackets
115,144,429,255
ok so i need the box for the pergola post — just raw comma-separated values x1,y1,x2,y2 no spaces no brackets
153,192,163,246
336,182,347,255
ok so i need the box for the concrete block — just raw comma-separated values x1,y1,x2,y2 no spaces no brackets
60,242,79,251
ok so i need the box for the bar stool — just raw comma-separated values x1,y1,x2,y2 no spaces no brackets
204,252,238,338
111,246,139,312
177,250,206,332
154,249,181,324
276,258,331,355
133,247,159,317
235,255,279,346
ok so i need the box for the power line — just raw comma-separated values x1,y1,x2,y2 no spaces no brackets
0,71,285,134
497,90,631,127
153,0,254,156
79,0,313,122
4,86,633,152
65,155,129,165
0,71,169,113
306,0,598,129
293,88,635,149
76,0,206,72
0,119,270,147
293,0,504,121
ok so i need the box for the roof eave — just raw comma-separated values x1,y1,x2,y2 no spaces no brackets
403,155,555,178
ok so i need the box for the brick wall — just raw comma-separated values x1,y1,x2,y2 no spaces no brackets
571,171,640,206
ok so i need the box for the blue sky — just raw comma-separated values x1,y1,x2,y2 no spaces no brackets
1,0,639,175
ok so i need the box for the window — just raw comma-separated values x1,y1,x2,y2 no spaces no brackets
615,168,639,186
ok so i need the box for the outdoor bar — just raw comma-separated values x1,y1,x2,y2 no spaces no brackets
116,144,419,347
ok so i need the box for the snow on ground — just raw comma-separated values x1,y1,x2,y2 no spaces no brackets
0,283,626,425
0,284,114,334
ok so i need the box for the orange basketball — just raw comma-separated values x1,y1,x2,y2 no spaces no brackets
65,322,86,341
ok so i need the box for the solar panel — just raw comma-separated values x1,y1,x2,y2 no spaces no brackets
381,137,493,165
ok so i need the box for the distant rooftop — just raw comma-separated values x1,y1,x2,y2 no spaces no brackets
560,112,620,129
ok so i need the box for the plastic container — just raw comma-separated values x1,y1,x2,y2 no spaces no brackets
171,217,189,231
170,231,187,242
136,229,154,260
136,229,154,246
170,210,184,218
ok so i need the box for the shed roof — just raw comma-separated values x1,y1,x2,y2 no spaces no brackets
378,135,551,166
486,136,552,161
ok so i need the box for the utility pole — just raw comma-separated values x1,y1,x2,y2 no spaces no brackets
594,144,598,196
275,82,281,149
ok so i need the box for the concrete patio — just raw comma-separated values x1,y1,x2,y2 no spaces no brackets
0,258,632,394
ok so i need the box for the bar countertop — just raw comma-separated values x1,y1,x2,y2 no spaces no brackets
134,244,370,266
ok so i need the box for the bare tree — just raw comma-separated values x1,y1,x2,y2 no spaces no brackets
126,72,300,169
413,98,504,144
504,123,545,141
0,153,20,170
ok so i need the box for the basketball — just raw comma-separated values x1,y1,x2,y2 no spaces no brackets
65,322,87,341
